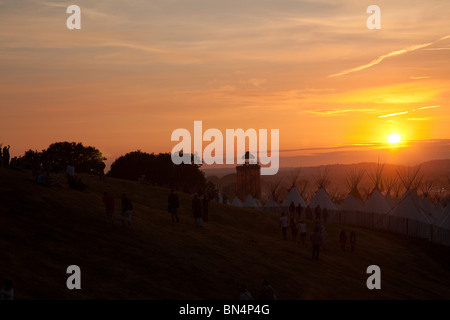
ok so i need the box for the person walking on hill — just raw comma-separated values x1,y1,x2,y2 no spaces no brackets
323,207,328,223
121,193,133,228
168,189,180,223
202,194,209,222
289,201,296,217
192,194,203,227
310,227,323,261
305,206,312,220
1,278,14,300
297,220,307,247
102,192,115,225
258,279,277,300
2,145,10,168
350,231,356,253
239,284,253,300
315,205,321,221
339,229,347,251
280,212,289,240
296,204,303,218
289,217,298,241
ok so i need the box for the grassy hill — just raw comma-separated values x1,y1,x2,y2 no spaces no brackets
1,167,449,300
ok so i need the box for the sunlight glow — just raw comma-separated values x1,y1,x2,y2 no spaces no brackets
388,133,402,144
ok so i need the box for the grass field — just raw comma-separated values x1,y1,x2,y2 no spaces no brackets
1,167,449,300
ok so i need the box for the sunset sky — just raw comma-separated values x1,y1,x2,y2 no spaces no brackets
1,0,449,169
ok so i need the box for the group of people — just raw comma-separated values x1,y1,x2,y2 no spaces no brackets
280,210,357,261
167,189,210,227
102,192,134,227
0,145,11,168
239,279,277,300
288,202,328,223
192,193,210,227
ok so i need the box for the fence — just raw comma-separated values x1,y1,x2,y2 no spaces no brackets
262,206,450,246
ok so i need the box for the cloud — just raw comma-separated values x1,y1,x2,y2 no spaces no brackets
303,108,375,116
417,105,440,110
329,34,450,78
379,111,408,118
410,76,430,80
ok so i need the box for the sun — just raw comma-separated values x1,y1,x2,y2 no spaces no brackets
388,133,401,144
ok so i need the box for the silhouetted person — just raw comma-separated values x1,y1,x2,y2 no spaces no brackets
350,231,356,253
289,201,295,216
289,217,298,240
258,279,277,300
202,195,209,222
66,163,75,178
280,212,288,240
305,206,313,220
1,278,14,300
296,204,303,218
2,145,10,168
297,220,307,247
168,189,180,223
339,229,347,251
103,192,115,225
323,207,328,223
36,170,49,186
315,205,321,220
121,193,133,227
192,194,202,227
99,162,106,180
240,284,253,300
310,227,323,261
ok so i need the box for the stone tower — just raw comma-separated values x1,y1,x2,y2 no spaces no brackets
236,151,261,201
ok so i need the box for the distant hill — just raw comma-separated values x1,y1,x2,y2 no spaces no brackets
1,167,450,299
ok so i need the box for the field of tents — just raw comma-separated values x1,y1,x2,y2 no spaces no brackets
218,165,450,246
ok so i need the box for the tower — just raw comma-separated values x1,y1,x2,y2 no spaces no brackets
236,152,261,201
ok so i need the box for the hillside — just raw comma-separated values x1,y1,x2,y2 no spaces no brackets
1,167,449,300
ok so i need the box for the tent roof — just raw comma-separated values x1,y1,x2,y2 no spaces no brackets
390,189,432,223
309,187,337,211
340,193,364,212
231,196,243,207
282,187,307,207
243,194,260,208
364,189,391,214
264,196,280,208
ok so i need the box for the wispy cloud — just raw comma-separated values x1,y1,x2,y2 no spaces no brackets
303,108,375,116
379,111,408,118
329,35,450,77
417,105,440,110
410,76,430,80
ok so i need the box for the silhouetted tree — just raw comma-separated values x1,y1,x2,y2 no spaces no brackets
108,150,207,192
18,142,106,174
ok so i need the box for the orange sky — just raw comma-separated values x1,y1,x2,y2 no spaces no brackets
1,0,449,169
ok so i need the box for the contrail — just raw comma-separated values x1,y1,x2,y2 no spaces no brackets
329,35,450,78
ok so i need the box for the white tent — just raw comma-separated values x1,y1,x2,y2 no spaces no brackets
309,187,337,211
216,192,223,203
385,193,396,209
390,189,431,223
434,203,444,224
231,196,243,207
420,197,439,223
340,193,364,212
243,194,260,209
439,205,450,230
264,196,281,213
364,189,391,214
282,187,307,208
